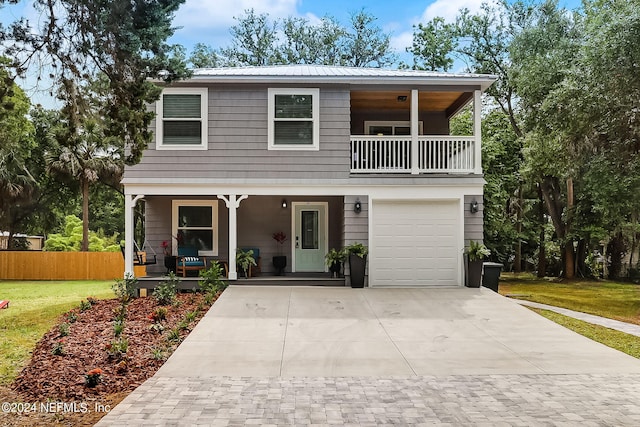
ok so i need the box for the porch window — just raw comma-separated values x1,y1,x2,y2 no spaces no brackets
156,88,208,150
171,200,218,256
268,88,320,150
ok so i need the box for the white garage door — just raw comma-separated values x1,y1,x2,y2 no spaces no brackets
371,200,460,287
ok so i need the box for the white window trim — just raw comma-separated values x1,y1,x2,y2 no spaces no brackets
156,87,208,150
171,200,218,256
364,120,424,135
268,88,320,151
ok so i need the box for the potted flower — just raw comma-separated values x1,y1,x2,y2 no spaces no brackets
325,248,346,278
465,240,490,287
236,248,256,278
345,242,368,288
272,231,287,275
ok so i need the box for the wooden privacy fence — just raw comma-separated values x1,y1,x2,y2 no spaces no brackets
0,251,144,280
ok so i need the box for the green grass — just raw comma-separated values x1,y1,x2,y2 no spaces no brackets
499,273,640,324
529,307,640,359
0,280,114,385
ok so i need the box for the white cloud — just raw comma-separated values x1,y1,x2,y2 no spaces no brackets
390,30,413,53
420,0,485,23
173,0,299,29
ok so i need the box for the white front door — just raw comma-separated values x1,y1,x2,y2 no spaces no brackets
292,202,328,272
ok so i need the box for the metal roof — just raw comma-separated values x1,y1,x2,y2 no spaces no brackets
188,65,497,90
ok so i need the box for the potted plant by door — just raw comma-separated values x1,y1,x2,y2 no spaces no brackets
236,248,256,278
345,242,368,288
272,231,287,275
325,248,346,278
465,240,490,287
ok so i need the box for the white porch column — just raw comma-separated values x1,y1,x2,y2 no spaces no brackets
124,194,144,278
217,194,248,280
411,89,419,174
473,89,482,174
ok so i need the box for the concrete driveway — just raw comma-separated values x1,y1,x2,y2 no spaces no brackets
157,286,640,377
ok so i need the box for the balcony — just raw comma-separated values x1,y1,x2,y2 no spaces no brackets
350,135,478,174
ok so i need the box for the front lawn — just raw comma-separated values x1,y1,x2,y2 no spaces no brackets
0,280,113,385
498,274,640,325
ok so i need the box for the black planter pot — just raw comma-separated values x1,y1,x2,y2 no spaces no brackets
272,255,287,276
164,255,177,274
465,257,484,288
329,261,342,278
349,254,367,288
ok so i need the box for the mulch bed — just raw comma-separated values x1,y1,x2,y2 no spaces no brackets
1,291,219,426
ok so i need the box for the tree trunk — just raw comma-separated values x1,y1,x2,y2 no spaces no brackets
565,177,574,279
514,185,523,273
537,184,546,278
81,178,89,252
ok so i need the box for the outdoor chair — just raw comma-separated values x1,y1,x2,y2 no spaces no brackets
176,246,207,277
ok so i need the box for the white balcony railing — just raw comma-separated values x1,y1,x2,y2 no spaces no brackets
350,135,476,174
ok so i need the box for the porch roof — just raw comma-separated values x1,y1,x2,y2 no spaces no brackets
186,65,496,91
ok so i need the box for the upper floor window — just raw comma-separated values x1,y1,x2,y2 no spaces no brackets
268,88,319,151
156,88,208,150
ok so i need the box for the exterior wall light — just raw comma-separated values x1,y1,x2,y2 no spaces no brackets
281,199,288,208
470,199,479,213
354,199,362,213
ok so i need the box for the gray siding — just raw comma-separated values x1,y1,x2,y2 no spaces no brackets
464,194,484,246
343,195,369,286
125,85,351,181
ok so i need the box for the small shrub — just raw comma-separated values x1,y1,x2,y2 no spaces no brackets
167,328,181,343
150,347,166,361
66,311,78,323
153,273,179,306
58,322,70,337
113,320,125,337
177,319,190,331
106,338,129,359
149,322,165,334
152,307,168,322
112,274,138,304
78,300,92,312
84,368,103,387
113,304,127,322
184,310,198,323
199,262,228,294
51,340,65,356
86,296,98,306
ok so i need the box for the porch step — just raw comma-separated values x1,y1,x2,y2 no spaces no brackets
136,275,346,294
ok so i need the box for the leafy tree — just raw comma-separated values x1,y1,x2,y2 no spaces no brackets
1,0,190,165
46,81,122,251
44,215,119,252
0,60,36,248
189,9,394,68
405,17,458,71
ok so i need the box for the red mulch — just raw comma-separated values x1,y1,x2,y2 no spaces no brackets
1,291,218,426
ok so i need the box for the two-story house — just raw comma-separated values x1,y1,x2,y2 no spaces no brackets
122,65,495,287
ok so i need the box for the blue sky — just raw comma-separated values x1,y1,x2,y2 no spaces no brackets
169,0,583,60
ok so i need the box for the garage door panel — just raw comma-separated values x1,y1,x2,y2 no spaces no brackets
372,200,460,287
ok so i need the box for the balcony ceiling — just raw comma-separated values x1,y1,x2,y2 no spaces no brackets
350,91,470,113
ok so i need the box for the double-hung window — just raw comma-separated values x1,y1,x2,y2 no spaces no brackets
156,88,208,150
171,200,218,256
268,88,320,150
